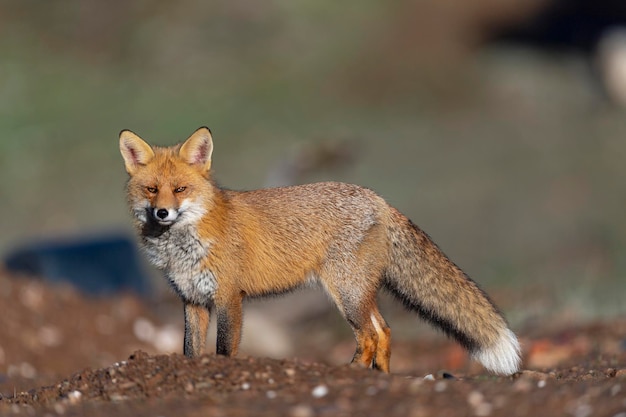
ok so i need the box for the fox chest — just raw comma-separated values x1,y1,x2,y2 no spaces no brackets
141,227,218,303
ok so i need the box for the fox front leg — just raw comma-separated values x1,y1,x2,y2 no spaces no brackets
214,294,244,357
183,303,210,357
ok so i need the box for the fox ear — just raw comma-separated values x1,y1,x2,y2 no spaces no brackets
179,127,213,171
119,130,155,175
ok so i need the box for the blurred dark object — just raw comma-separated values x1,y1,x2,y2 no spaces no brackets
495,0,626,52
492,0,626,106
4,234,151,297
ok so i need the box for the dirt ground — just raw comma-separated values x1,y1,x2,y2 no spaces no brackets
1,269,625,417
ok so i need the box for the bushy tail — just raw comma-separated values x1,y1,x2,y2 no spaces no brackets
384,209,521,375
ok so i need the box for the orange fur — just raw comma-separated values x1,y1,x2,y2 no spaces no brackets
119,127,521,375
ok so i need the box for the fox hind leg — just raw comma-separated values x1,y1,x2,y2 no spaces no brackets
370,309,391,372
346,301,391,372
322,280,391,372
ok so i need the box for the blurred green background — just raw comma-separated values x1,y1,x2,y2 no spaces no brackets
1,0,625,323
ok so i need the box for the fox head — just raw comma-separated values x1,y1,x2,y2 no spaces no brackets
119,127,215,229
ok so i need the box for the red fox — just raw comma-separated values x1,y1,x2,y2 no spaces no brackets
119,127,521,375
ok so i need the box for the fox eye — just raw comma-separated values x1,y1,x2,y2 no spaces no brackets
174,186,187,193
146,186,158,194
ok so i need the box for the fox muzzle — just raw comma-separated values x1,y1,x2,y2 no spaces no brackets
152,208,179,225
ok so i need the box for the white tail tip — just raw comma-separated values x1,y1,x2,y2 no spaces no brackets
472,328,521,375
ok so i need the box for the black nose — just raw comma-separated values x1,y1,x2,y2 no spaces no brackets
156,209,169,219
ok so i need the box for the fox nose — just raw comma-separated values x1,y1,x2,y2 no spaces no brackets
156,209,169,220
